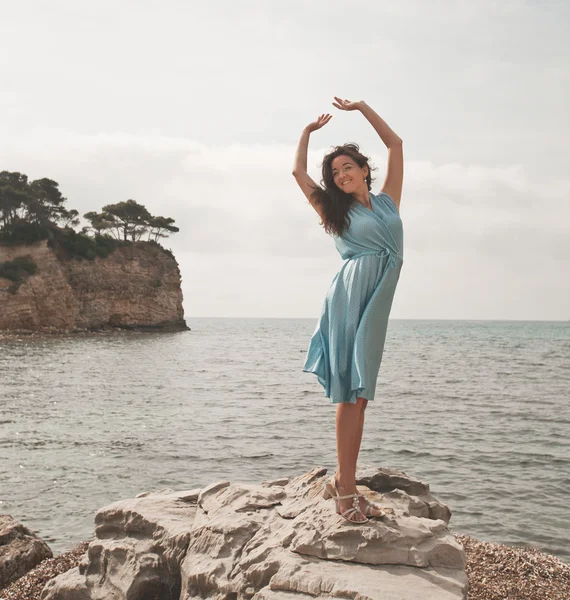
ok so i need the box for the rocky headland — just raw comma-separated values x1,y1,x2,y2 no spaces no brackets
2,466,569,600
0,240,186,332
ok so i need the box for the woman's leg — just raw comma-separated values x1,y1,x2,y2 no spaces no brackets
334,397,368,517
351,399,384,516
354,398,367,468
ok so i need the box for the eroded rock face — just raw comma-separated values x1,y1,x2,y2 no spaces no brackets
0,514,53,589
0,241,186,331
41,467,468,600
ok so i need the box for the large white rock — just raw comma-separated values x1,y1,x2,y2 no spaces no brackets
41,466,468,600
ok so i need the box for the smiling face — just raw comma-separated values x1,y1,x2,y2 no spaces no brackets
330,155,368,193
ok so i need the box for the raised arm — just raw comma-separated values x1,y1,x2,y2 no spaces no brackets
333,97,403,211
292,114,332,219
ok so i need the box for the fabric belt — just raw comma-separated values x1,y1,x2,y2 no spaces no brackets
352,248,403,268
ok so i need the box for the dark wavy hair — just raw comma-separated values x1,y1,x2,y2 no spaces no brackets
310,143,376,237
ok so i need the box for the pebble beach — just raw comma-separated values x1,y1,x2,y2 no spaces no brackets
1,533,569,600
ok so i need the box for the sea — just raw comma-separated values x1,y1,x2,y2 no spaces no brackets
1,318,569,562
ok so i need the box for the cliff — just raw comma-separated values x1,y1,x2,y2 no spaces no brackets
0,240,186,331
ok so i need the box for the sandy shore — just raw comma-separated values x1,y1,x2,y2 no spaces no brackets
1,533,568,600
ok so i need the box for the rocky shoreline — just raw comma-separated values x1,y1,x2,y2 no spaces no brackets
2,534,569,600
0,324,189,342
1,467,568,600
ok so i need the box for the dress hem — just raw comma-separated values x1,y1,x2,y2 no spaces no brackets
302,368,374,405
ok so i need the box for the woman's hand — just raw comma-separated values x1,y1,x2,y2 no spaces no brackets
305,113,332,133
332,96,363,111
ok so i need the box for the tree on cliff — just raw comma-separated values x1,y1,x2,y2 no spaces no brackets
1,170,179,249
0,172,29,227
147,216,179,242
84,200,179,242
83,211,119,237
0,171,79,229
27,178,70,225
101,200,152,241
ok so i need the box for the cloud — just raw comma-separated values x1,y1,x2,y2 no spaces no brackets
1,129,568,318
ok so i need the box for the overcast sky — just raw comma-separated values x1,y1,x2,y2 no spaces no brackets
1,0,568,320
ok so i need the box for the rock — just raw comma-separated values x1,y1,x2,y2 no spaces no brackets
357,465,430,496
261,477,290,488
0,240,187,331
41,467,468,600
357,465,452,523
0,514,53,589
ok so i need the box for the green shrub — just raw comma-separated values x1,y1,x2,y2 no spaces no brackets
93,234,128,257
143,239,175,260
0,255,38,285
0,221,51,245
0,221,169,263
48,228,126,260
11,255,37,275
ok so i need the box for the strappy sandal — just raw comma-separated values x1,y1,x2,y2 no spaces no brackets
322,476,369,524
358,494,386,518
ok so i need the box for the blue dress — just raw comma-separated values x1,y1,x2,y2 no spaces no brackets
303,191,404,404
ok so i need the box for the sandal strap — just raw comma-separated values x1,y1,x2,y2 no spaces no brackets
329,478,368,521
341,507,367,521
336,492,359,500
359,495,384,515
330,478,358,500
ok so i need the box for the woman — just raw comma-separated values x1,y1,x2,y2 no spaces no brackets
292,97,404,524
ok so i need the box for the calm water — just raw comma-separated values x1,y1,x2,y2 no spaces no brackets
1,319,569,562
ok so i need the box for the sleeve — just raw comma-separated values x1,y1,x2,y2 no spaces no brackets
376,191,399,215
